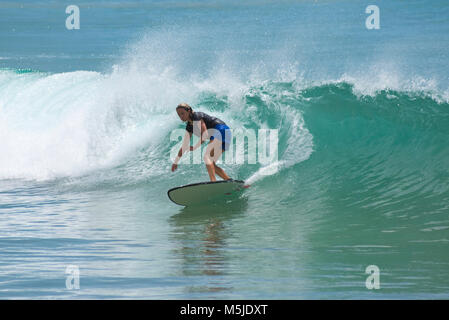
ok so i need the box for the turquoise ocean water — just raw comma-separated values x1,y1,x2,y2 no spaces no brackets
1,0,449,299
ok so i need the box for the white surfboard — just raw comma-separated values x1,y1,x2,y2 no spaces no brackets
168,179,246,206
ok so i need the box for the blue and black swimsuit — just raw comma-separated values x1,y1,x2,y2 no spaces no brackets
186,111,231,151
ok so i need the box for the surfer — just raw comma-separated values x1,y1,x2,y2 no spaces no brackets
171,103,231,182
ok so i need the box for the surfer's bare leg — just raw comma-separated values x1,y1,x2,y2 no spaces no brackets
205,163,216,181
213,162,230,180
210,140,230,180
204,140,224,181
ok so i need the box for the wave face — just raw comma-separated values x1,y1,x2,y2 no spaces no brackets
297,81,449,218
1,64,448,214
0,63,312,182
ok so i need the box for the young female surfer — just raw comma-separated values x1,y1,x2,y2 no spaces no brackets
171,103,231,182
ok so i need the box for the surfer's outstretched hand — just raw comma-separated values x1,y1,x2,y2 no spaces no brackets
171,163,178,172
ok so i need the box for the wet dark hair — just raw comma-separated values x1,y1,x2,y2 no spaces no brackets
176,103,192,112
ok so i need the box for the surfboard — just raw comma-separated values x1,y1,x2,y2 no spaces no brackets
168,179,246,206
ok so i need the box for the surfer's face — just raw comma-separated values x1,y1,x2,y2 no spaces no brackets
176,108,191,122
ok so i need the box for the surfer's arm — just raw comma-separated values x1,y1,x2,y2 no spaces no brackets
190,119,208,151
172,131,192,170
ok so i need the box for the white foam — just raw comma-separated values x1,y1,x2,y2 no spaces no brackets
0,66,184,181
333,62,444,102
0,32,319,182
244,104,314,185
